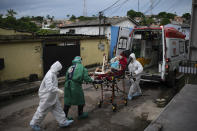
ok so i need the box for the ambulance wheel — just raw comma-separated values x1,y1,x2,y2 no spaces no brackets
167,71,176,88
112,104,117,112
96,85,99,89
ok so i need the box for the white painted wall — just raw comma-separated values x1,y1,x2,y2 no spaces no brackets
115,20,136,28
60,19,136,40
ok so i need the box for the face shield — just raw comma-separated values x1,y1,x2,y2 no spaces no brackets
130,57,134,63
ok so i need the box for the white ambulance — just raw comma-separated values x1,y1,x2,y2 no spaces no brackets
115,26,187,86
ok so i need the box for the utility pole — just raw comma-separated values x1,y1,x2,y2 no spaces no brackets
189,0,197,61
83,0,87,16
138,0,139,12
150,0,153,16
99,11,103,36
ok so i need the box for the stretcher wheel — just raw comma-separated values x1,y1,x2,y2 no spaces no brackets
95,85,99,89
97,101,102,108
124,99,128,106
112,103,117,112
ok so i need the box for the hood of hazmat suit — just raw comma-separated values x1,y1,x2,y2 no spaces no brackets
128,53,143,77
38,61,62,109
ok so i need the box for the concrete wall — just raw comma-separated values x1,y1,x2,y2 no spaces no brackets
189,0,197,61
80,38,109,66
0,36,108,81
0,42,43,81
0,28,32,35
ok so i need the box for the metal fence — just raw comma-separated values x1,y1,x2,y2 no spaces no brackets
179,61,197,74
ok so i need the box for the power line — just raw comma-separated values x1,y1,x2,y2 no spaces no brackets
141,0,151,12
164,0,180,12
101,0,121,12
108,0,130,16
143,0,162,14
166,0,185,13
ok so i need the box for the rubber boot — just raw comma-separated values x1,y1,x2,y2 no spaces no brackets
64,105,73,120
78,105,88,119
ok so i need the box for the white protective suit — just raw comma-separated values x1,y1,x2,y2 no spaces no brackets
30,61,67,126
128,53,143,97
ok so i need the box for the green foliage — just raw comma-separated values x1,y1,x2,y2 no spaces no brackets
46,15,54,21
6,9,17,17
49,23,56,28
70,15,76,21
127,9,144,19
68,14,97,22
182,13,191,20
36,29,59,35
140,17,154,26
160,18,171,25
0,10,39,32
66,14,70,18
77,16,97,21
31,16,44,22
157,12,176,19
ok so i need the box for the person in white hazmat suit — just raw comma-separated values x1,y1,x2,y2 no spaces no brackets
30,61,73,131
128,53,143,100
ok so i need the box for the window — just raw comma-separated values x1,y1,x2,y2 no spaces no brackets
171,40,179,57
69,29,75,34
185,40,189,53
118,37,128,49
179,41,184,54
66,29,75,34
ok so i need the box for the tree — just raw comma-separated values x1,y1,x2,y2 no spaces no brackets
51,16,54,21
6,9,17,17
182,13,191,21
46,14,50,20
160,18,170,25
167,12,177,19
32,16,44,22
157,12,176,19
0,13,39,32
70,15,76,21
49,23,56,28
127,9,144,19
140,17,154,26
66,14,70,18
77,16,97,21
36,29,59,35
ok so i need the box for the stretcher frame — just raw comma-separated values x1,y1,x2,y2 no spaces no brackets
92,71,128,112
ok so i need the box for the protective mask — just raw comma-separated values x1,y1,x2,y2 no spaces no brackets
130,58,134,63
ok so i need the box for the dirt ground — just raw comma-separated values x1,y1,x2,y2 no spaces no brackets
0,78,178,131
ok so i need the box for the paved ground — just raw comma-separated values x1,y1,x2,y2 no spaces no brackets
145,84,197,131
0,77,176,131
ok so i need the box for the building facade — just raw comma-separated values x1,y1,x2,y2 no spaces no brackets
0,35,109,82
60,17,138,40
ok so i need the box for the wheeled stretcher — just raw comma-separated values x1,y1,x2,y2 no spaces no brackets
92,70,128,112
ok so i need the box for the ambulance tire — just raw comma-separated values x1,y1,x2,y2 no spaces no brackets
167,71,176,88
